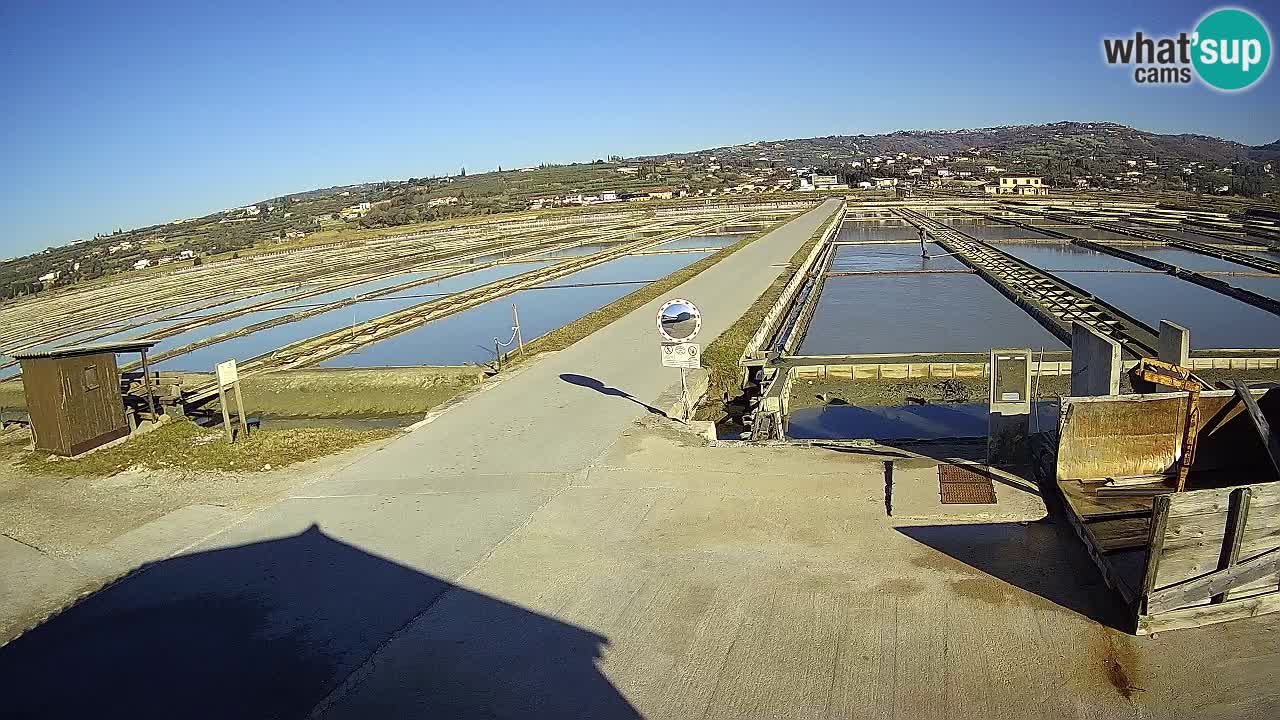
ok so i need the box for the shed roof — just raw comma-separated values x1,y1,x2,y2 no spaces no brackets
13,340,160,361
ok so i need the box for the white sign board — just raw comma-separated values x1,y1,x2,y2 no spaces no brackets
215,359,239,387
657,298,702,343
661,342,701,369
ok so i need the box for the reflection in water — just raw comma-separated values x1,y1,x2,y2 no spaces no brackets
654,234,744,250
1057,271,1280,348
156,263,553,371
788,402,1058,440
831,243,965,272
836,223,915,243
996,243,1135,272
1119,247,1280,298
798,274,1064,355
996,243,1280,347
322,252,711,367
942,220,1055,241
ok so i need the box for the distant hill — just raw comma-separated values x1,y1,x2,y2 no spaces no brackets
1250,140,1280,162
637,121,1262,168
6,121,1278,301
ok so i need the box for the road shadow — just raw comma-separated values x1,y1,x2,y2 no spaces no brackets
897,520,1129,630
560,373,666,416
0,525,638,720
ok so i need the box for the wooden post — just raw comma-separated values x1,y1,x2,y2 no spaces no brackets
218,383,233,444
1139,494,1172,615
215,359,243,443
233,380,248,439
139,349,157,418
1213,487,1252,604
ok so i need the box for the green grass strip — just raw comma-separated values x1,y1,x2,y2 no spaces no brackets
699,208,841,412
14,420,397,476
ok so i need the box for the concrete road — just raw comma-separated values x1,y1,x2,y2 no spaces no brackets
305,199,839,480
5,194,1277,719
0,200,841,718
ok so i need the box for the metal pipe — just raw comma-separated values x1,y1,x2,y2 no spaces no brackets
513,303,524,355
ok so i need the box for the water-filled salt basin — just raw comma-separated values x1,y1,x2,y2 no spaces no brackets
836,223,916,243
940,219,1056,241
1119,247,1280,298
321,251,711,367
787,402,1058,441
525,243,628,259
1037,226,1135,242
994,243,1280,347
831,243,966,272
154,262,554,371
4,285,305,359
1057,271,1280,348
653,234,744,250
1114,225,1229,243
797,274,1064,355
995,243,1139,272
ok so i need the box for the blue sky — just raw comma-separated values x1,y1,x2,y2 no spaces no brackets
2,0,1277,256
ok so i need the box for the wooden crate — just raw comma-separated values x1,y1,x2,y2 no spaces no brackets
1053,389,1280,633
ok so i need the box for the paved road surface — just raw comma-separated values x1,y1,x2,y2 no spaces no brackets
0,200,842,719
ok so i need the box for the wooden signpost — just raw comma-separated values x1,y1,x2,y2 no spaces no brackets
215,359,249,443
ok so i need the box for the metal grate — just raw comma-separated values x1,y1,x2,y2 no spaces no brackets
939,464,997,504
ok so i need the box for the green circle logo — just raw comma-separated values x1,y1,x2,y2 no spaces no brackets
1193,8,1272,91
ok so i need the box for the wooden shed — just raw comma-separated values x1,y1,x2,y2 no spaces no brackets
13,340,159,457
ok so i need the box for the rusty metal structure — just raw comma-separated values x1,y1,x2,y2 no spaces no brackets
1132,357,1203,492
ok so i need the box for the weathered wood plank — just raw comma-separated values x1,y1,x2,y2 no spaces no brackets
1140,495,1171,611
1213,487,1252,604
1166,479,1280,518
1056,481,1141,604
1139,588,1280,634
1156,540,1280,591
1058,480,1154,519
1056,391,1241,483
1086,516,1152,553
1156,517,1280,587
1147,546,1280,613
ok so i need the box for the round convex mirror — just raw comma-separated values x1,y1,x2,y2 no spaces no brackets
659,301,699,341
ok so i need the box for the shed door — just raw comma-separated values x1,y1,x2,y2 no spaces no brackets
59,356,125,443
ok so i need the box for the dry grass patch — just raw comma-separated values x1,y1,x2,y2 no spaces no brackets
17,420,397,477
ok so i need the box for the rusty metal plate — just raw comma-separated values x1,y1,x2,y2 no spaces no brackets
939,465,997,504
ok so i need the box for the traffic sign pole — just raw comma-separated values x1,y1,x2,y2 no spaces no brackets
657,298,703,423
